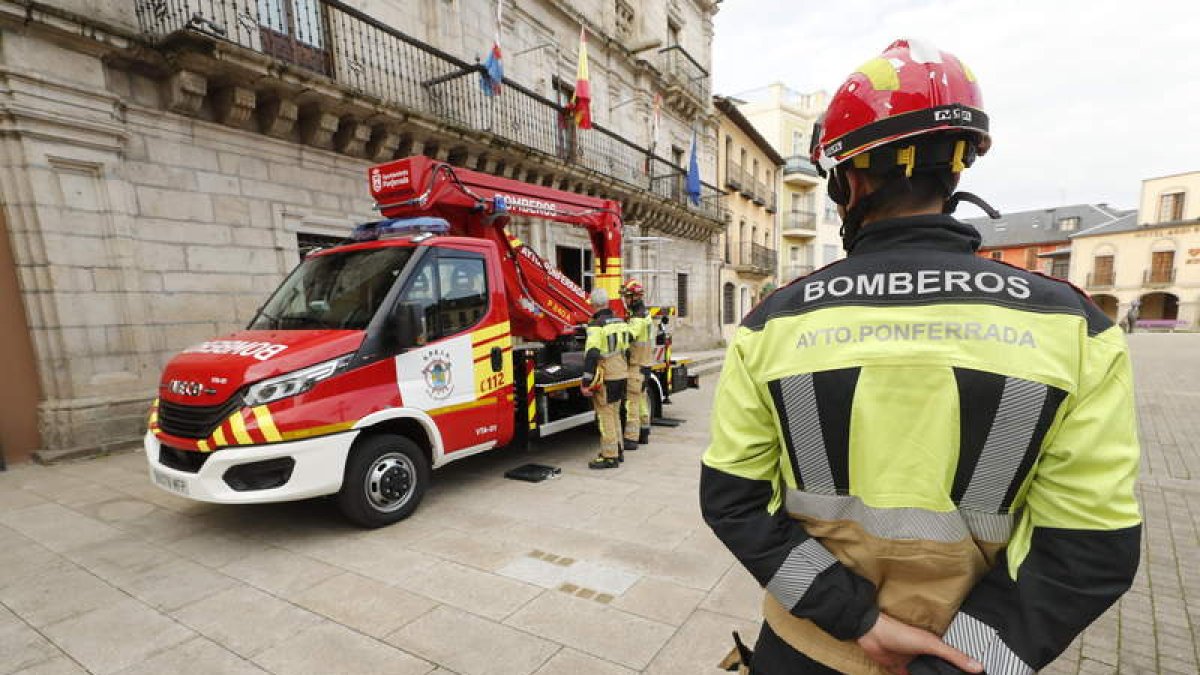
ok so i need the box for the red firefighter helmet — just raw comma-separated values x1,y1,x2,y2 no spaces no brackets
810,39,990,177
621,279,645,299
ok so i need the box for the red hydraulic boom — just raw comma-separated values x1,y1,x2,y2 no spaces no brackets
368,156,624,342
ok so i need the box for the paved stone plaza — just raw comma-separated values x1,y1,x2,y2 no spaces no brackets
0,334,1196,674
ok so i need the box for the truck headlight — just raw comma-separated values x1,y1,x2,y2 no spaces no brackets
244,355,353,407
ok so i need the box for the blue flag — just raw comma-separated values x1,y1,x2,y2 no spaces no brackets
480,42,503,96
685,131,701,206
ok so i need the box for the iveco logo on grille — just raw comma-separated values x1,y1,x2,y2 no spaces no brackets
168,380,205,397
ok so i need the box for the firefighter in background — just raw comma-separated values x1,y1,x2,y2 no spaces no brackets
582,288,631,469
622,279,653,447
702,39,1141,674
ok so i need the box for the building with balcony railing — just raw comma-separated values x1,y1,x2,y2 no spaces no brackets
0,0,726,464
714,95,782,342
1068,172,1200,329
736,83,843,284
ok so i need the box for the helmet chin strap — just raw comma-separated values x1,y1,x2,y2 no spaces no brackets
943,191,1001,219
836,169,1003,252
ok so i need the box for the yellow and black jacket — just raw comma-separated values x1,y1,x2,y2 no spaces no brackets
627,303,653,370
701,215,1141,674
583,308,630,388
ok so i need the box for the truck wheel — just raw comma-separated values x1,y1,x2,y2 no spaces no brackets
649,376,665,420
338,434,429,528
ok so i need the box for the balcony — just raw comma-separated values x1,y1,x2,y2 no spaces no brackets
1086,271,1115,289
132,0,727,238
782,264,814,282
782,210,817,237
765,191,777,214
725,161,744,191
657,45,710,113
783,155,821,184
733,242,777,277
752,179,767,206
1144,268,1177,286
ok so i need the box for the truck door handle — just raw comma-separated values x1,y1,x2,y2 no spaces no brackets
490,346,503,372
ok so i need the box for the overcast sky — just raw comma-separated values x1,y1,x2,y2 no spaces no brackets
713,0,1198,215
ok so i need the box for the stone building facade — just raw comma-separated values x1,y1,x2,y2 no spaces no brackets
0,0,727,464
713,95,781,344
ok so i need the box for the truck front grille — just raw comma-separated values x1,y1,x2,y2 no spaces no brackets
159,445,210,473
158,396,243,439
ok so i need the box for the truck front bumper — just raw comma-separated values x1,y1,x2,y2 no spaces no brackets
143,431,357,504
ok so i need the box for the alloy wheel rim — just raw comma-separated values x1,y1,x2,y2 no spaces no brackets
364,452,416,512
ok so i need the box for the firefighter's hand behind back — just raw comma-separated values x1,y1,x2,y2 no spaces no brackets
856,613,982,675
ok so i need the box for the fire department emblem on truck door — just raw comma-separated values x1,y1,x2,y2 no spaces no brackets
395,334,473,410
421,348,454,400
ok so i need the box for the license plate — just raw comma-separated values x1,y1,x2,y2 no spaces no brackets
152,468,189,496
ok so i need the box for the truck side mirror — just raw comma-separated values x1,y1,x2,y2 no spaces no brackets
393,302,426,349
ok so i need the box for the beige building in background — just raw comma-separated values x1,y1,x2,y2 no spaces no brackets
0,0,727,464
1070,171,1200,327
736,83,842,284
713,96,782,343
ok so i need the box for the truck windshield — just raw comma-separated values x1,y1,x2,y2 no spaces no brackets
249,247,414,330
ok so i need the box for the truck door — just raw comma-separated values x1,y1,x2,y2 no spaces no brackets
393,249,512,454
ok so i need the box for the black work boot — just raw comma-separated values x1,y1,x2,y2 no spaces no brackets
638,428,651,445
589,455,620,470
623,439,639,452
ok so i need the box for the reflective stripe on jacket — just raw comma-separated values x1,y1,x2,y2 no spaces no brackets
583,309,630,383
627,311,653,367
701,215,1141,675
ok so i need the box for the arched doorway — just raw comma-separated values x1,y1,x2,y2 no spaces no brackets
1091,294,1118,321
1138,292,1179,320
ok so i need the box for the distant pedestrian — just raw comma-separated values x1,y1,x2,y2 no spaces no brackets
1123,300,1140,333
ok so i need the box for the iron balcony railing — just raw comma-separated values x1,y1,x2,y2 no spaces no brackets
1087,271,1115,288
765,190,777,214
784,154,820,178
785,209,817,231
1144,268,1176,285
725,160,744,190
135,0,726,222
782,264,814,281
752,179,767,206
657,44,710,103
736,242,777,274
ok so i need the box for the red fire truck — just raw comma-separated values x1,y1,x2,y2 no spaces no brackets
145,156,696,526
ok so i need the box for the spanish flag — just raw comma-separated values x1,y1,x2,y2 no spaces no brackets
569,27,592,129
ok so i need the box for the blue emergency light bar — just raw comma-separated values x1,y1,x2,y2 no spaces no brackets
351,217,451,241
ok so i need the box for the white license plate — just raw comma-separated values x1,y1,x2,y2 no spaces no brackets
152,468,189,496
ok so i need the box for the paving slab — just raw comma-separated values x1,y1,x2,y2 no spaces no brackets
504,590,675,670
291,572,438,639
532,648,637,675
253,622,432,675
171,586,323,658
41,598,194,674
387,604,558,675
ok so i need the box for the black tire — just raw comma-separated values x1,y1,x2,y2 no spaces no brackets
337,434,430,528
648,375,665,420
